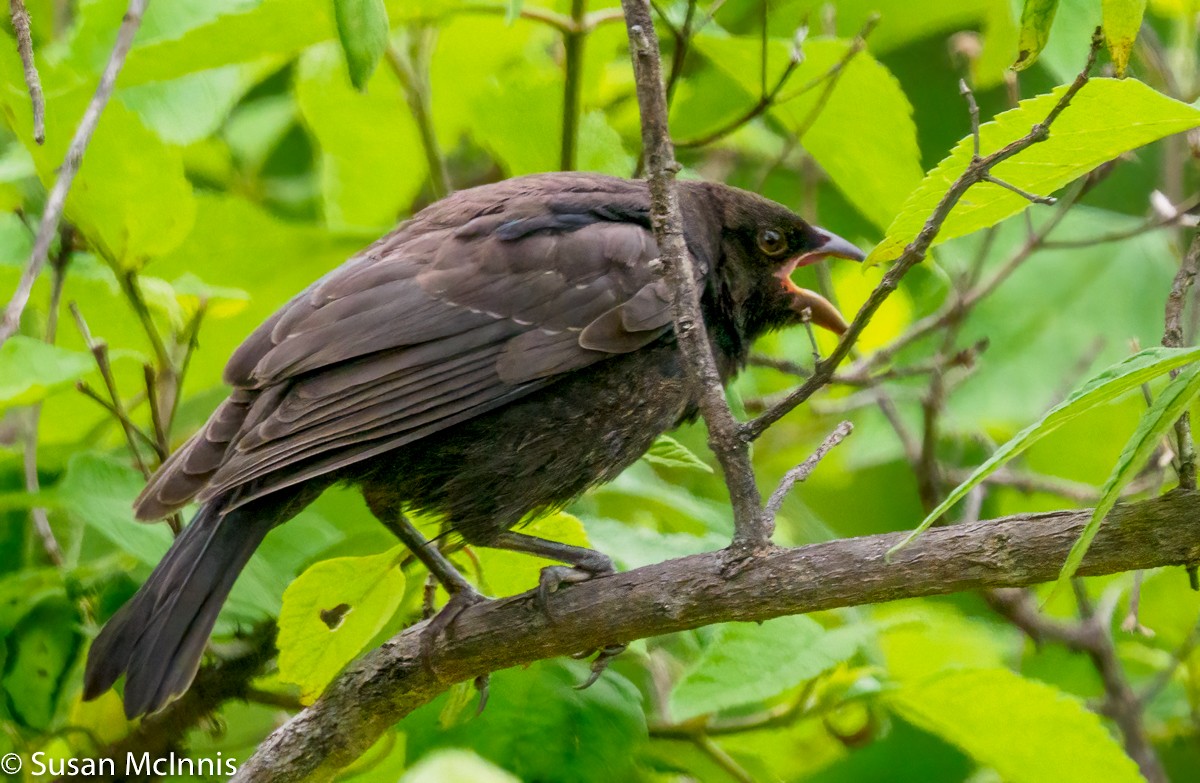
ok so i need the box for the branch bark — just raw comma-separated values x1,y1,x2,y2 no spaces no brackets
232,490,1200,782
620,0,767,551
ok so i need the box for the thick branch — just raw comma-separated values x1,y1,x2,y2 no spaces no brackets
233,491,1200,783
620,0,766,549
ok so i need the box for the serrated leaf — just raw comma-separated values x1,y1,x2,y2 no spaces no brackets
276,546,406,702
643,435,713,474
334,0,390,90
1057,362,1200,585
868,78,1200,265
1102,0,1147,76
888,669,1142,783
669,616,865,722
0,337,96,408
894,346,1200,554
1014,0,1061,71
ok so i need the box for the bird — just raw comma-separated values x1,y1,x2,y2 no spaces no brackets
82,171,864,718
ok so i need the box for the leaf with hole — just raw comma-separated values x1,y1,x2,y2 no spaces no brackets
277,545,406,702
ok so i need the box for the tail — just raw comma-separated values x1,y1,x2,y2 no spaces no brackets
83,490,302,718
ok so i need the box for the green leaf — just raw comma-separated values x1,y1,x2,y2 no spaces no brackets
334,0,390,90
276,546,406,702
642,435,713,474
895,346,1200,554
888,669,1142,783
0,337,95,409
1102,0,1147,76
669,616,865,722
406,660,646,783
693,35,923,229
0,60,197,268
58,453,172,566
1014,0,1061,71
401,750,521,783
1057,362,1200,584
868,78,1200,264
295,42,427,229
2,601,81,731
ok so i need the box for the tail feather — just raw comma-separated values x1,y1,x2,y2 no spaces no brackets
84,485,317,718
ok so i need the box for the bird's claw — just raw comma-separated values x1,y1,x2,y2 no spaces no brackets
536,564,612,621
574,643,628,690
473,674,490,717
421,587,488,675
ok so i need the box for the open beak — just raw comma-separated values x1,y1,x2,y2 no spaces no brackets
774,228,865,336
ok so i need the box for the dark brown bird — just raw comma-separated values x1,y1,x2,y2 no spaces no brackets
82,172,863,717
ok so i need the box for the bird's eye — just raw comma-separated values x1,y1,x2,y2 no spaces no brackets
757,228,788,257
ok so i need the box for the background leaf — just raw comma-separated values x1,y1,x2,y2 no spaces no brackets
334,0,390,90
868,78,1200,264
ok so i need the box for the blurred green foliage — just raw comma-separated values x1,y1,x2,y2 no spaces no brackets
0,0,1199,781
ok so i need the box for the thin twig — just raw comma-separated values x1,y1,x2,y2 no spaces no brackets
386,37,450,199
764,422,852,522
68,303,152,479
9,0,44,145
559,0,588,170
23,250,69,567
0,0,148,347
1163,228,1200,491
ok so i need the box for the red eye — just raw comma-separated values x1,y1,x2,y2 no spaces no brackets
757,228,788,257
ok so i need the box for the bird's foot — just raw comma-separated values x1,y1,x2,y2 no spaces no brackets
571,643,628,689
536,559,615,621
421,587,488,675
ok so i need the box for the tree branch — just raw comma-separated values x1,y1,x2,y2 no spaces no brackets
232,491,1200,782
620,0,767,551
0,0,147,347
9,0,44,145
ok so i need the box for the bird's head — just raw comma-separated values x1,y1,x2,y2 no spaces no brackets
699,184,865,336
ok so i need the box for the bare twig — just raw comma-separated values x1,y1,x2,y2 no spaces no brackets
9,0,44,145
0,0,147,347
621,0,767,552
23,249,69,567
764,422,852,522
1162,228,1200,491
559,0,588,170
233,491,1200,783
68,303,151,479
386,36,450,200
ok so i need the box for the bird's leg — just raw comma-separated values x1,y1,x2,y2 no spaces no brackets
364,492,487,696
480,530,616,609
